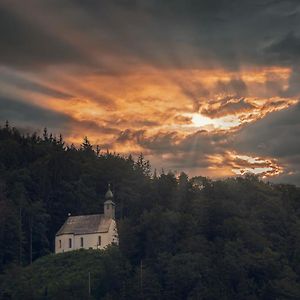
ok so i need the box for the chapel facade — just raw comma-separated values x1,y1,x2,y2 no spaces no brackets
55,185,118,253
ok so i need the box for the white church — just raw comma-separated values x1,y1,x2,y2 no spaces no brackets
55,184,118,253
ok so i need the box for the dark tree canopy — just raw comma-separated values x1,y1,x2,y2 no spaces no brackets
0,123,300,300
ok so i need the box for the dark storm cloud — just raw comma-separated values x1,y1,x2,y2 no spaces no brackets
0,71,74,99
215,79,248,97
1,0,300,70
112,129,218,172
0,6,86,69
115,128,228,156
264,32,300,65
116,129,178,152
1,0,300,184
70,0,300,68
116,129,146,143
0,97,119,136
0,97,70,127
233,103,300,184
234,104,300,158
201,97,255,118
113,128,242,175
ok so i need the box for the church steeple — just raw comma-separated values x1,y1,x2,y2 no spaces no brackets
105,183,113,200
104,184,115,219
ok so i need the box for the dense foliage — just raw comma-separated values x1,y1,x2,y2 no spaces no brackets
1,123,300,299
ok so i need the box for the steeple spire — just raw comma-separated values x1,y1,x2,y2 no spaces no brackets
104,183,115,219
105,183,113,200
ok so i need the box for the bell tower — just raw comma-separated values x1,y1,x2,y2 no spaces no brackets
104,184,115,219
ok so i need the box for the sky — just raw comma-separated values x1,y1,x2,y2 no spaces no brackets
0,0,300,184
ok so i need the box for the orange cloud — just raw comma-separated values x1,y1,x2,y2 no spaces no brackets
206,151,283,178
1,64,298,180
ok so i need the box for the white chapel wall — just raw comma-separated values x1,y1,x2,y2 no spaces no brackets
55,219,118,253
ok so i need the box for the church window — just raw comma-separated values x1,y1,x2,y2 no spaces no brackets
59,240,61,248
69,238,72,248
98,236,101,246
80,237,84,247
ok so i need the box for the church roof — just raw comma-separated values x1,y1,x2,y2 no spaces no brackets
56,214,111,236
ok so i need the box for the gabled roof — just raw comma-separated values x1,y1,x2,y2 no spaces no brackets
56,214,111,236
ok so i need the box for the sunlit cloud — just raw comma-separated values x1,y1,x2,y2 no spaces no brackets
1,65,298,180
206,151,283,178
182,113,241,131
1,0,300,183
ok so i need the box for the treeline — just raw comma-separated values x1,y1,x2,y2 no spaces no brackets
1,123,300,299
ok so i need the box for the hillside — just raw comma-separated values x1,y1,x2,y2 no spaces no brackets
1,124,300,299
0,246,130,300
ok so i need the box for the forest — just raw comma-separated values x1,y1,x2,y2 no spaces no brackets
0,122,300,300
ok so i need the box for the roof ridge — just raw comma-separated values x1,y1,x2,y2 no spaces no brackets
56,214,112,236
69,213,104,217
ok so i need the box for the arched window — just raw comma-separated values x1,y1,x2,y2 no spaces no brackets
98,236,101,246
59,240,61,248
80,237,84,247
69,238,72,248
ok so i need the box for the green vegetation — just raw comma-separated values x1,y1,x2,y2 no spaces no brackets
1,123,300,299
0,246,130,300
